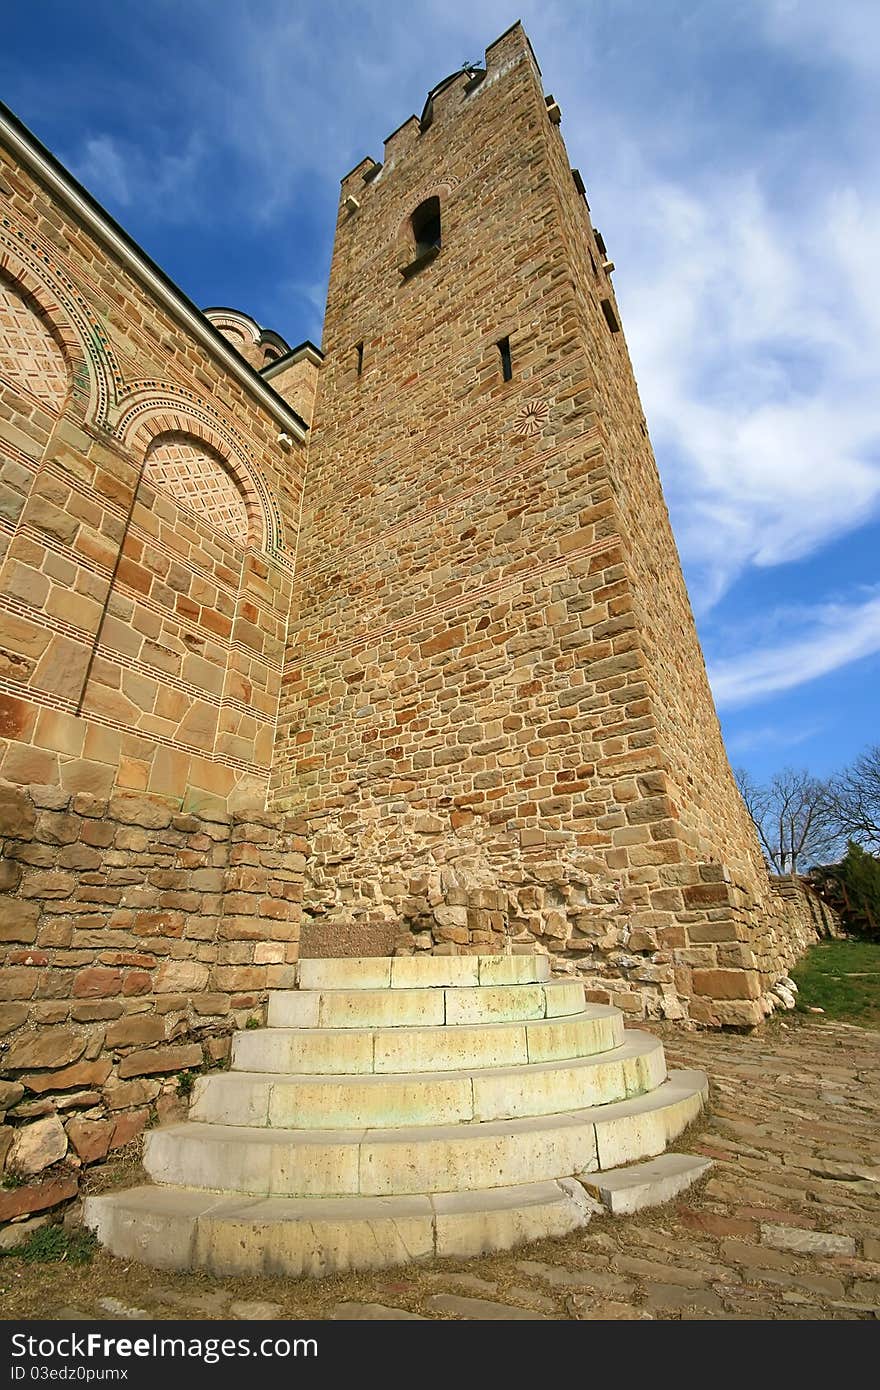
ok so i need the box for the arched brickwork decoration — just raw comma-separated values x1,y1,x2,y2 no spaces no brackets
0,227,117,426
144,431,250,546
115,391,282,552
0,271,69,412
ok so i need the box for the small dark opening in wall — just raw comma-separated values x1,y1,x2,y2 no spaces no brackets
497,336,513,381
411,196,441,257
355,342,364,375
601,298,620,333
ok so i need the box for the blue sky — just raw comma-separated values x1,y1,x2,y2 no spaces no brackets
3,0,878,785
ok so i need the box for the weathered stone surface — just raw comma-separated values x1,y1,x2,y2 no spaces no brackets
761,1224,857,1257
0,1175,78,1223
228,1301,283,1320
20,1061,111,1093
108,794,173,830
0,898,40,942
0,1080,25,1109
109,1109,149,1149
330,1303,425,1320
425,1293,549,1320
8,1114,68,1175
105,1017,166,1048
5,1030,86,1071
66,1117,115,1163
73,968,123,998
103,1078,162,1110
154,961,209,994
117,1045,203,1078
0,1005,29,1034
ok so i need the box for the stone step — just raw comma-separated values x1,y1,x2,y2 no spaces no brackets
143,1069,707,1197
297,954,551,991
232,1005,625,1075
192,1032,667,1129
84,1177,598,1277
267,978,585,1030
581,1153,713,1214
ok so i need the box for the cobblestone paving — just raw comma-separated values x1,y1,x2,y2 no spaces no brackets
2,1019,878,1321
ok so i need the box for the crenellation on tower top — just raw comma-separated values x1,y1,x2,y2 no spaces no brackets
382,114,421,166
485,19,541,77
338,21,545,205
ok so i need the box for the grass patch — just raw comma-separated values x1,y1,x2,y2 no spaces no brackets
790,938,880,1027
2,1225,97,1266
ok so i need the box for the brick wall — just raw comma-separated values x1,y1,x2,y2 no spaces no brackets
0,130,306,813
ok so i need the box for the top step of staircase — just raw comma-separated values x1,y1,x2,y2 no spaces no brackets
297,954,551,991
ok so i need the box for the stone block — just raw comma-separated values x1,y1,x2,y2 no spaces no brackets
692,968,761,1000
66,1117,115,1163
0,1175,78,1223
20,1060,111,1093
8,1114,68,1174
4,1029,86,1070
117,1044,203,1078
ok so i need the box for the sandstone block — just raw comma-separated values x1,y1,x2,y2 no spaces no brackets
110,1108,150,1150
108,794,173,829
73,967,123,998
103,1078,162,1110
0,1175,78,1223
66,1117,115,1163
20,1060,111,1093
105,1016,166,1047
692,968,761,1000
117,1044,203,1078
5,1029,86,1070
8,1114,68,1175
154,960,209,993
0,898,40,943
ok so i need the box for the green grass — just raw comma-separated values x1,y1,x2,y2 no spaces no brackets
790,939,880,1027
1,1226,97,1265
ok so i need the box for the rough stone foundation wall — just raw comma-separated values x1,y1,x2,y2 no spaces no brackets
0,780,303,1233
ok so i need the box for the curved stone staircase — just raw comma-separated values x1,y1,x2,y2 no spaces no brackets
85,955,710,1277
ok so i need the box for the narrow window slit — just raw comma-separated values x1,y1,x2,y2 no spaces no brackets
497,336,513,381
355,342,364,375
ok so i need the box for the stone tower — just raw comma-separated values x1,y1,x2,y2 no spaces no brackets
270,22,791,1026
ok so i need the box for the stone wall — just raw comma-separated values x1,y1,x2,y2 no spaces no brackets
0,780,304,1232
276,22,829,1026
0,115,308,813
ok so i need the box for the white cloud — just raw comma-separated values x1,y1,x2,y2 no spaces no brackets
709,590,880,707
72,131,207,223
726,720,826,756
599,166,880,608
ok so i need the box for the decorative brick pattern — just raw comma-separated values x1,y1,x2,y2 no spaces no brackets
0,276,68,411
144,432,249,546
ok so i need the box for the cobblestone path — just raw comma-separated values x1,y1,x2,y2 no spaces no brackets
2,1019,878,1320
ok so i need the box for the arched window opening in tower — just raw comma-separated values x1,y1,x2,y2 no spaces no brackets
411,197,441,257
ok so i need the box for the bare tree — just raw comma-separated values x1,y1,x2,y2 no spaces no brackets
734,765,839,876
827,745,880,852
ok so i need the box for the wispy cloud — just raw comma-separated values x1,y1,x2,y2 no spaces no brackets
73,131,207,222
709,590,880,707
726,721,826,756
